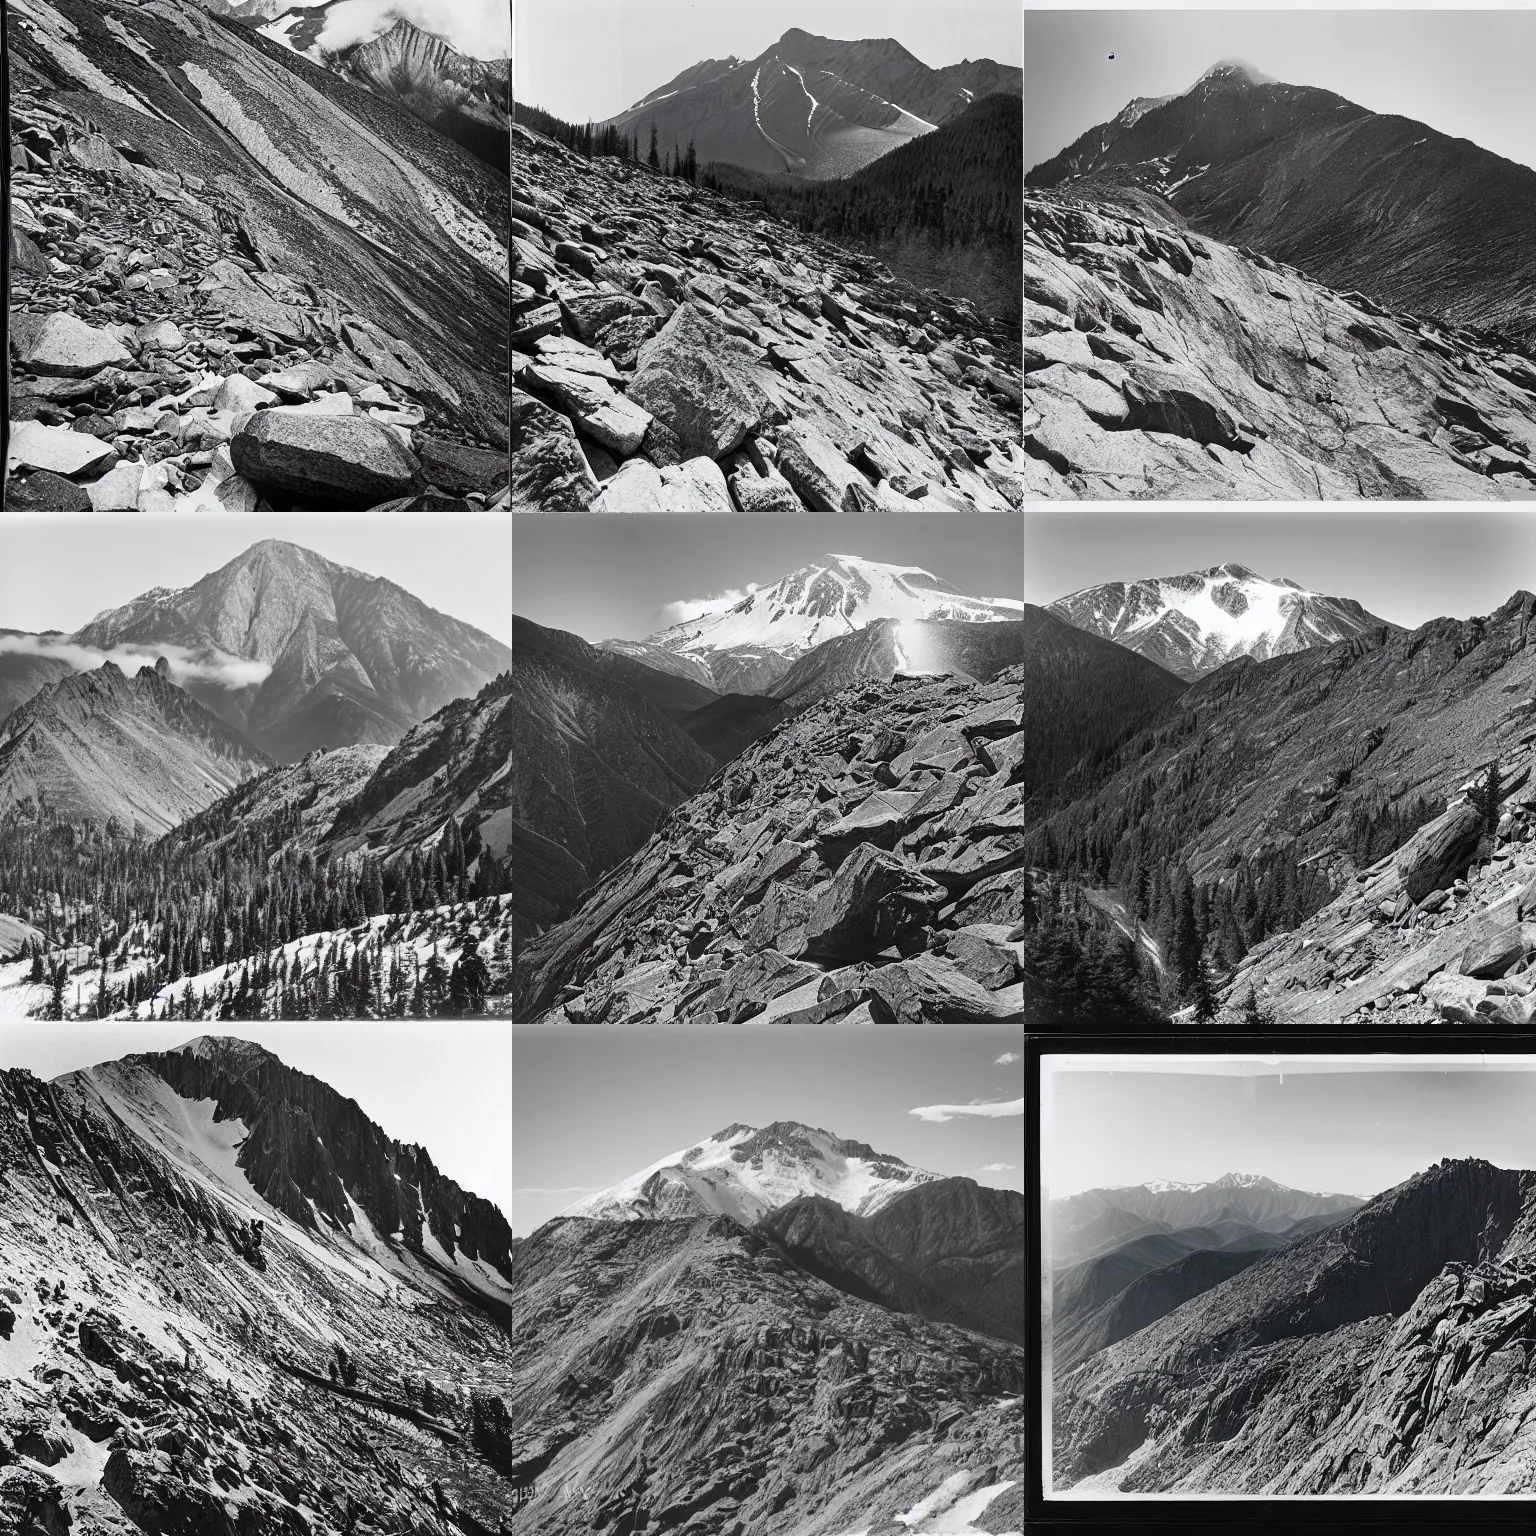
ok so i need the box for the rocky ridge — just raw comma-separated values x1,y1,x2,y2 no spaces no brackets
7,0,509,511
1052,1157,1536,1494
516,663,1029,1023
508,125,1023,511
1024,183,1536,498
0,1035,521,1531
0,661,270,834
509,1213,1024,1533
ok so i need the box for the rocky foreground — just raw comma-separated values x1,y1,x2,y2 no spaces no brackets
516,668,1028,1023
6,0,510,511
1024,184,1536,498
507,126,1023,512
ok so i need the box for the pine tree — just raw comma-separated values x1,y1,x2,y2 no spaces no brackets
1191,957,1219,1023
1469,761,1504,836
647,121,659,169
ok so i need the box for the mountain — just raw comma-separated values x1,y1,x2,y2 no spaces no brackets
0,661,270,834
515,659,1029,1023
0,1035,520,1528
1051,1176,1363,1268
258,12,509,169
55,540,511,762
1048,564,1398,680
602,555,1025,695
6,0,509,514
1027,60,1536,347
0,635,76,726
509,616,719,935
504,121,1022,512
565,1121,942,1223
601,27,1020,180
510,1212,1025,1532
1023,182,1536,499
1052,1157,1536,1493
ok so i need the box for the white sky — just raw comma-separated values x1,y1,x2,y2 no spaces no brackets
1045,1056,1536,1203
0,1022,511,1216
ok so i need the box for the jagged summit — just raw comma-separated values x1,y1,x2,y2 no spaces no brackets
1192,58,1276,89
1047,565,1396,681
563,1120,943,1225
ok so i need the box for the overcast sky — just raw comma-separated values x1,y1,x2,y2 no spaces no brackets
517,0,1021,123
513,514,1024,642
1024,509,1536,630
0,1021,511,1215
1026,10,1536,174
513,1025,1024,1235
1045,1056,1536,1204
0,516,511,644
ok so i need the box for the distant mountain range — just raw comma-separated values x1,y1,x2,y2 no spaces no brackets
1048,563,1397,680
1027,58,1536,345
601,27,1020,179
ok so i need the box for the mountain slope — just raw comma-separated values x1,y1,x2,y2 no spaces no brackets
0,661,269,833
602,555,1024,695
510,616,719,935
64,540,511,761
0,1035,520,1528
510,1213,1025,1533
516,661,1029,1023
1022,182,1536,499
1049,563,1398,680
603,27,1019,180
565,1121,942,1223
1027,60,1536,345
1053,1157,1536,1493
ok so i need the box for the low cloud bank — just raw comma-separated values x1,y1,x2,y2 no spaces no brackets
0,635,272,690
315,0,511,60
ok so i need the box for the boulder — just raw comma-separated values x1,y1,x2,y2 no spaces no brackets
134,319,184,352
729,464,804,513
0,1465,70,1536
775,426,872,513
561,290,651,344
1122,361,1245,447
214,374,280,415
231,409,420,507
627,304,766,459
416,437,511,496
940,928,1020,990
801,844,948,962
866,953,1026,1021
1421,971,1490,1024
593,456,733,513
88,460,148,512
8,420,117,479
1458,922,1534,980
506,388,599,511
12,311,134,377
102,1448,236,1536
1398,804,1485,903
524,362,652,455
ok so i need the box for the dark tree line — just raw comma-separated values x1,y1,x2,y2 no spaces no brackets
513,100,698,181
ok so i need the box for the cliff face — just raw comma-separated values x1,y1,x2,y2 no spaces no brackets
1053,1159,1536,1493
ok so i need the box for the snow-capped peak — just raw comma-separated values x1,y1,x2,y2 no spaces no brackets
1046,564,1394,680
563,1120,942,1225
1191,58,1275,90
626,555,1023,665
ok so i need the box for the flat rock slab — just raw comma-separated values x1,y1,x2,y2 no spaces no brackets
627,304,766,460
230,408,420,508
525,362,651,455
8,420,117,478
12,312,133,378
593,456,733,513
776,425,871,513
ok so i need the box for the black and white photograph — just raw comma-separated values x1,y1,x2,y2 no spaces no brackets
1042,1052,1536,1496
1021,508,1536,1029
4,0,510,511
510,514,1027,1022
512,1024,1024,1531
0,1018,515,1530
508,0,1023,512
0,515,513,1020
1024,11,1536,499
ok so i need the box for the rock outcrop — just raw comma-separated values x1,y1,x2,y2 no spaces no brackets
1023,184,1536,498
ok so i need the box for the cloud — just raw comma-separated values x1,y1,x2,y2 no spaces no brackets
314,0,511,60
969,1163,1016,1173
909,1098,1024,1124
0,635,272,691
658,585,759,627
995,1052,1021,1065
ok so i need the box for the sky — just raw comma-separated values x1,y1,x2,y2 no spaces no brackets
0,1021,512,1216
1024,509,1536,630
0,515,512,643
516,0,1021,123
1025,10,1536,175
1044,1056,1536,1204
512,1024,1024,1234
513,514,1025,642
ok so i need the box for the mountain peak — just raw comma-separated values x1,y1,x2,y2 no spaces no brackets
1193,58,1275,89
